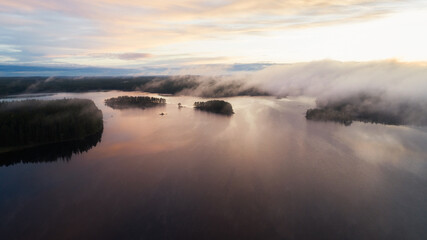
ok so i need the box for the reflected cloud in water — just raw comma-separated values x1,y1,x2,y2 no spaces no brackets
0,92,426,239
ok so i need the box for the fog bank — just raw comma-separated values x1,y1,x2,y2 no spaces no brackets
249,60,427,125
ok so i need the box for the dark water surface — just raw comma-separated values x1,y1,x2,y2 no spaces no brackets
1,92,426,240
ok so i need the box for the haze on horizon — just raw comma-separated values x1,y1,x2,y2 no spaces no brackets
1,2,427,239
1,0,427,75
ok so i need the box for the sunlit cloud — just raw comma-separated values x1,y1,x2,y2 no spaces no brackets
0,0,426,71
89,52,153,60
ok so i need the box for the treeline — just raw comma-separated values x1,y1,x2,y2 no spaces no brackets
0,99,103,152
306,108,353,126
105,96,166,109
305,94,427,126
0,76,269,98
0,77,158,96
194,100,234,115
306,107,409,126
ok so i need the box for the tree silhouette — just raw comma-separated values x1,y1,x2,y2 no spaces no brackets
194,100,234,115
0,99,103,153
105,96,166,109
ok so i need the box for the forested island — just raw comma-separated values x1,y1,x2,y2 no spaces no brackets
194,100,234,115
305,95,427,126
105,96,166,109
0,99,103,154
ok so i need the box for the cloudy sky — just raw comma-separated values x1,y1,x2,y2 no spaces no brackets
1,0,427,75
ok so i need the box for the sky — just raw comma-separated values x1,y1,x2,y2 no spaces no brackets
1,0,427,75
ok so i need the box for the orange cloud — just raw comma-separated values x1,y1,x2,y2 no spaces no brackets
0,0,424,66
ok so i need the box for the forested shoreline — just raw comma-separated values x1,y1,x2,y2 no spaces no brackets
306,104,427,126
0,99,103,153
0,77,268,98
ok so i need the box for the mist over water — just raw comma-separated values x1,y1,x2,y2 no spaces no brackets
0,91,426,239
4,60,427,126
248,60,427,125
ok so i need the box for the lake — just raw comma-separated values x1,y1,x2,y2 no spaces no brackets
1,91,426,239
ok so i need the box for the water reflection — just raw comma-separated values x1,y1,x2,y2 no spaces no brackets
0,130,103,167
0,92,426,240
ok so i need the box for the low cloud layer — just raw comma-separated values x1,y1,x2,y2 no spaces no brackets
251,60,427,102
248,60,427,125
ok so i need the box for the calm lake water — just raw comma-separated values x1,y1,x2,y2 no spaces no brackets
1,91,426,239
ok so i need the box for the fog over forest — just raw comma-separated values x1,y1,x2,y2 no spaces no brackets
247,60,427,125
1,60,426,125
160,60,427,125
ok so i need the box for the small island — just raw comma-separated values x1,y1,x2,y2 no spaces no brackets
194,100,234,116
105,96,166,109
0,99,103,154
